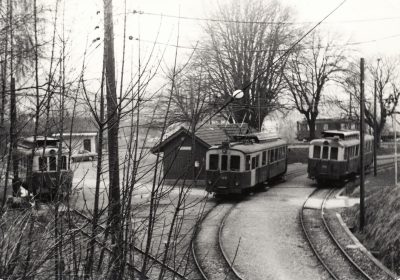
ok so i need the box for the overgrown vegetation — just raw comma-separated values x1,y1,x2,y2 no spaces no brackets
343,168,400,274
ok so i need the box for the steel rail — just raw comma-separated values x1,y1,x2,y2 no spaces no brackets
192,202,243,280
191,205,217,280
321,189,375,280
300,189,340,280
218,203,245,280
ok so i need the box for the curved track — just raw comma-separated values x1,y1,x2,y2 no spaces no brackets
300,188,395,280
192,202,244,280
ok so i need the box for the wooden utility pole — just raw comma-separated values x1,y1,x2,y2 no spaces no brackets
360,58,366,231
103,0,122,278
373,79,377,176
394,114,398,186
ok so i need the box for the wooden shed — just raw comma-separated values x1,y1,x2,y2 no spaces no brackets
151,123,253,185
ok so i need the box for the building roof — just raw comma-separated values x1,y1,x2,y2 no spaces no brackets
52,132,97,137
297,118,357,124
151,123,254,153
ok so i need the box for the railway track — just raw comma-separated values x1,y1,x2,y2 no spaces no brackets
192,202,244,280
191,164,306,279
70,209,191,280
301,188,397,280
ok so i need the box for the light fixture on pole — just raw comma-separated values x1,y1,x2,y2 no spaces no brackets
232,89,244,99
393,113,398,186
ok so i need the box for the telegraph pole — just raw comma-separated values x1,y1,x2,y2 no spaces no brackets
394,113,398,186
360,58,366,231
373,79,377,176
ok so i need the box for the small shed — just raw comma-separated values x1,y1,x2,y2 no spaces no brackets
151,123,253,185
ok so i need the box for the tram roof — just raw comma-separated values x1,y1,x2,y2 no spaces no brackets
322,130,360,139
310,134,373,147
18,136,59,148
208,138,287,154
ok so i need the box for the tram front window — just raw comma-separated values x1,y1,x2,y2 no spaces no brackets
313,146,321,158
330,147,338,160
49,156,57,171
221,155,228,171
209,154,219,170
322,146,329,159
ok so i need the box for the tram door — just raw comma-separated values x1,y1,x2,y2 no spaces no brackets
251,156,257,186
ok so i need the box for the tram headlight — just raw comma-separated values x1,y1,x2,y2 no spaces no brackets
207,180,212,185
235,182,239,186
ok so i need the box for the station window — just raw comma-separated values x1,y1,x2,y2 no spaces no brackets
246,155,251,170
262,151,267,165
221,155,228,171
313,146,321,159
230,155,240,171
209,154,219,170
330,147,338,160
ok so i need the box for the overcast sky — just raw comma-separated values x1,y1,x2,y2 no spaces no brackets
58,0,400,93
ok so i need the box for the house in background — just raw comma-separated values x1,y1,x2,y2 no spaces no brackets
52,117,98,155
296,118,359,141
151,123,254,186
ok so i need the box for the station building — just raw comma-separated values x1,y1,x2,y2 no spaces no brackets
151,123,253,186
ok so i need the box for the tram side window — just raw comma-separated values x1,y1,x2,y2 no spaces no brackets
313,146,321,159
246,155,251,170
262,151,266,165
49,156,57,171
39,157,47,171
251,157,256,169
230,155,240,171
322,146,329,159
268,150,272,163
344,148,348,160
255,155,260,168
330,147,338,160
209,154,219,170
355,145,359,156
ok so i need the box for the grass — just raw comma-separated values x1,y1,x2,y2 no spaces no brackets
342,167,400,274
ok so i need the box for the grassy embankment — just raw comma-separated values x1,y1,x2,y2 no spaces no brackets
343,144,400,275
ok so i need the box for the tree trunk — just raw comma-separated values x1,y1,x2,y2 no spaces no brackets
308,118,316,140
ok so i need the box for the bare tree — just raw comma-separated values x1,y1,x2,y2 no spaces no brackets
198,0,295,129
285,31,347,140
331,57,400,144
